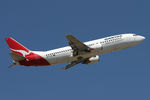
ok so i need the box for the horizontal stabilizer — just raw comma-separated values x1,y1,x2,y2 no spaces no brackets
9,52,26,62
8,63,16,68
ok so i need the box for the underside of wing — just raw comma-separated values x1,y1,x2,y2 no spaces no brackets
61,61,81,70
61,57,88,70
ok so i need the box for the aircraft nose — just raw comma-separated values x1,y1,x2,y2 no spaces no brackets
140,36,145,41
136,35,145,42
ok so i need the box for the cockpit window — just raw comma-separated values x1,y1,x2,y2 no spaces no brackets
133,34,137,36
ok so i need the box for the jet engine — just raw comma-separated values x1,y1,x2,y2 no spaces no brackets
82,55,100,64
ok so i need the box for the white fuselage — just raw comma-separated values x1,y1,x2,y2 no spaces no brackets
32,33,145,65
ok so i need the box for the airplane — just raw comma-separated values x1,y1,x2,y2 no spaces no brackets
5,33,145,70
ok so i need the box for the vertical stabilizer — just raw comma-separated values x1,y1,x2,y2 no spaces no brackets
5,37,30,57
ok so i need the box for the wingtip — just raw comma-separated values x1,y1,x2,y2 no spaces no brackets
65,34,72,37
60,67,68,70
60,67,66,70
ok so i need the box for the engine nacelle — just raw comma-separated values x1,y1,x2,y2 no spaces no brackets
83,55,100,64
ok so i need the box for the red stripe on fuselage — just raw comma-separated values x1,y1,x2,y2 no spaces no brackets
19,52,50,66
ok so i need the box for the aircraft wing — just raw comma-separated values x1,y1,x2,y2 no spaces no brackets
61,57,87,70
61,61,81,70
65,35,91,56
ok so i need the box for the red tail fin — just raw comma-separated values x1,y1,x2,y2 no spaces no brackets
5,37,30,56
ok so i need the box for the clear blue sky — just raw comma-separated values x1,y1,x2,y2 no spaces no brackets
0,0,150,100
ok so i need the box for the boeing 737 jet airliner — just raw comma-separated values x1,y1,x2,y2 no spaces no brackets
5,33,145,69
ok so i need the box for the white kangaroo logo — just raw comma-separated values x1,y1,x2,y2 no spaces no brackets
11,48,31,57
